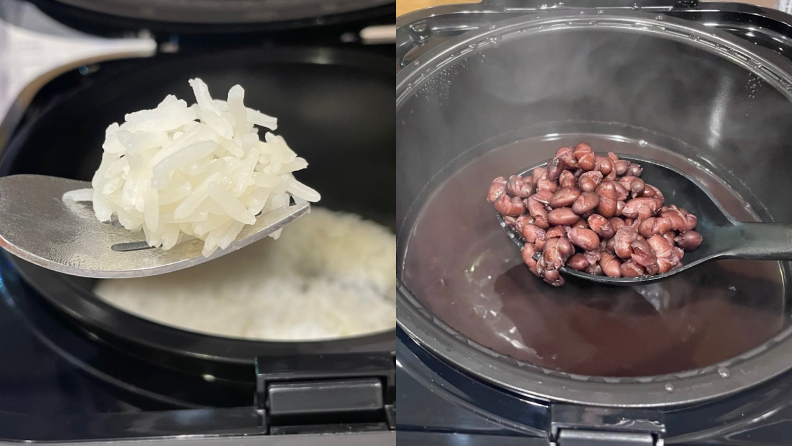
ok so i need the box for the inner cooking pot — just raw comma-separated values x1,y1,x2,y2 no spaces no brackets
397,11,792,406
1,46,395,382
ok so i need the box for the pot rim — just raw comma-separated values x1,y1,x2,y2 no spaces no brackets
396,10,792,407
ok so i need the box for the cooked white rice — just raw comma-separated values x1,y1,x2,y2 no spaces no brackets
93,207,395,340
64,78,319,257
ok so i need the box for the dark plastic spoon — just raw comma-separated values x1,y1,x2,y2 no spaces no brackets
497,154,792,286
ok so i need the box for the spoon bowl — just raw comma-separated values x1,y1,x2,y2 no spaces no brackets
497,154,792,285
0,174,309,278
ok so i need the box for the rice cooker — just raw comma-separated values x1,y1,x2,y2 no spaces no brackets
0,0,395,444
396,0,792,444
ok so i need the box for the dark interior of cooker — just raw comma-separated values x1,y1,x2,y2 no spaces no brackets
2,46,395,372
397,29,792,377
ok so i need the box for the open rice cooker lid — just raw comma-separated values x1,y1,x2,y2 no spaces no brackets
37,0,394,26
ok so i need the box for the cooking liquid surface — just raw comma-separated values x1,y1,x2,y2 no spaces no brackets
401,134,787,377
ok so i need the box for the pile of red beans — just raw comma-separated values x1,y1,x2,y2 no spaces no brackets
487,143,703,286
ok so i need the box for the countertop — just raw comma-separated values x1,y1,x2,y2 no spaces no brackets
397,0,777,16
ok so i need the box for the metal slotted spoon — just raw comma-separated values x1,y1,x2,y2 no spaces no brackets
0,174,309,278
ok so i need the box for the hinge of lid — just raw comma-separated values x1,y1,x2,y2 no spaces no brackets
550,404,665,446
255,352,395,435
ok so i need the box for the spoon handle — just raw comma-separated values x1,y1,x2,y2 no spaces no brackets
718,222,792,260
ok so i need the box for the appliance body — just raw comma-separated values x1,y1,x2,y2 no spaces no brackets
396,1,792,444
0,0,396,444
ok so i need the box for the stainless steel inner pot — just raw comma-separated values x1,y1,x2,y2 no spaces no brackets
396,10,792,407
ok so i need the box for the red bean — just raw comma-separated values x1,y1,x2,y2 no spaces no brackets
559,170,576,188
588,214,609,235
615,200,625,217
548,207,580,226
676,231,702,250
521,224,546,245
614,159,630,176
544,236,574,269
617,175,635,190
648,234,675,274
572,218,588,229
506,175,533,198
487,176,507,202
573,143,594,159
660,206,688,231
531,190,554,205
631,238,658,274
655,217,672,235
599,220,616,239
555,146,578,170
679,208,697,231
672,246,685,263
531,166,547,183
620,260,645,277
610,217,626,233
601,252,622,277
622,197,660,220
514,215,534,233
606,236,617,252
578,152,596,171
568,227,600,251
648,185,664,202
628,163,643,177
597,182,618,218
638,217,656,238
536,178,558,193
585,250,602,265
507,175,522,196
543,268,564,287
547,157,565,181
521,243,540,277
612,181,629,201
546,225,567,239
572,191,599,215
550,187,581,208
527,196,549,229
648,234,672,257
568,253,590,271
614,227,638,259
586,261,604,276
494,195,525,216
662,231,676,247
630,178,645,198
579,171,603,192
595,155,613,175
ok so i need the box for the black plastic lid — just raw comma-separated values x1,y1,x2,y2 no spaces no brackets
28,0,394,35
44,0,391,24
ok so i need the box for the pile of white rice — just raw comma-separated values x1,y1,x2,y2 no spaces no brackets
94,207,396,340
65,79,319,257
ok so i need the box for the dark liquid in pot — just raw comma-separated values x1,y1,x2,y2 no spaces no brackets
401,134,786,377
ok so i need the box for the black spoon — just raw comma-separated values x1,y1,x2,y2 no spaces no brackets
497,154,792,286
